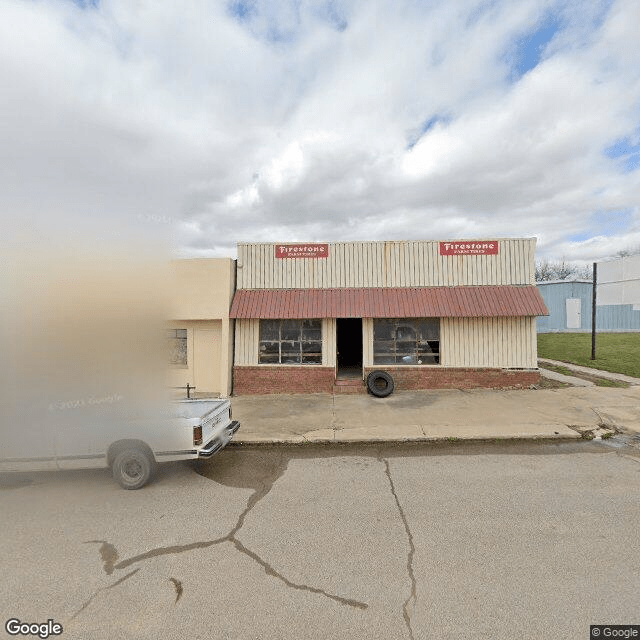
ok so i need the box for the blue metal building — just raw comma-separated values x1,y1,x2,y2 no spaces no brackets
537,280,640,333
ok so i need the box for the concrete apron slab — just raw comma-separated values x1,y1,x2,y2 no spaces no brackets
228,387,638,445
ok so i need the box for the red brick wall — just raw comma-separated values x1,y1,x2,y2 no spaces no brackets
233,366,335,395
364,367,540,390
233,365,540,394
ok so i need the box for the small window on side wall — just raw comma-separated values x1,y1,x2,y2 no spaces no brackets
167,328,188,366
259,319,322,364
373,319,439,365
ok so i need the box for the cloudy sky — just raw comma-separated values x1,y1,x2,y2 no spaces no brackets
1,0,639,263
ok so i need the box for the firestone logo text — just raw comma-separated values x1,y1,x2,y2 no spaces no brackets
275,244,329,258
439,241,499,256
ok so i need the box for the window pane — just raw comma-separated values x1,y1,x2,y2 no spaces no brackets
416,319,439,340
302,328,321,341
374,341,395,355
168,337,187,366
395,324,416,342
373,354,395,365
260,320,280,341
281,320,301,341
259,341,280,354
373,320,394,340
259,318,321,365
417,340,439,355
418,342,434,354
301,341,322,354
373,318,440,366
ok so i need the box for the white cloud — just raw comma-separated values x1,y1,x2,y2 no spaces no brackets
0,0,639,264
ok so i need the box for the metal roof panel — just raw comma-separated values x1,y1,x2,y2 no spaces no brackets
229,286,549,319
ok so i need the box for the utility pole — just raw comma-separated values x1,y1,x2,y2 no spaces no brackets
591,262,597,360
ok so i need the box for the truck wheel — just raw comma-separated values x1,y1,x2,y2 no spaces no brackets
112,448,153,490
367,370,395,398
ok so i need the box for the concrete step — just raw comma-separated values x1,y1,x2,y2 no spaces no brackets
334,378,363,386
333,386,366,394
333,379,366,394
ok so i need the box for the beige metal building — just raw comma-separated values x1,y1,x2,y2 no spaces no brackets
230,239,548,394
167,258,236,396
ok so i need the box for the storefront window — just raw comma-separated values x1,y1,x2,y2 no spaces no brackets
167,328,188,366
259,319,322,364
373,319,439,365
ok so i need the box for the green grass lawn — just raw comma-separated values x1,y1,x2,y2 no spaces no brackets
537,333,640,378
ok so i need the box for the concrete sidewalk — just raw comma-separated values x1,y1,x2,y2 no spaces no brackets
538,358,640,385
230,385,640,445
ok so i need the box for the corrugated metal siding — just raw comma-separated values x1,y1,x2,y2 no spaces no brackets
230,286,548,319
234,319,259,365
537,281,640,333
537,282,590,333
323,318,336,366
362,318,374,367
596,304,640,331
442,317,537,368
237,239,536,289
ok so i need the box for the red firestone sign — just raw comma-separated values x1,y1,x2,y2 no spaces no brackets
276,243,329,258
439,241,499,256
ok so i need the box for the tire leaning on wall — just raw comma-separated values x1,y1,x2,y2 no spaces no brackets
366,370,395,398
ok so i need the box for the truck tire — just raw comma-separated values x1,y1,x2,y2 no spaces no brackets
367,370,395,398
112,448,153,490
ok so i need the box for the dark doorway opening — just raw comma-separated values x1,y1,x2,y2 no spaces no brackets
336,318,362,379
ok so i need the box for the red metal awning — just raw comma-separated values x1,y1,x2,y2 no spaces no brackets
229,286,549,319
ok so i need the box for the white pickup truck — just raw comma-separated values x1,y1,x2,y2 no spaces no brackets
0,398,240,490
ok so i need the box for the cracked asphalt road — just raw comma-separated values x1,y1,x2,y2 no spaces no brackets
1,440,639,640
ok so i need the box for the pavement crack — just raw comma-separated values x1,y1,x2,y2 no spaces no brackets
331,393,337,429
382,457,416,640
169,577,183,603
112,538,227,571
232,537,368,610
83,450,367,613
224,449,367,609
227,467,274,539
70,568,140,620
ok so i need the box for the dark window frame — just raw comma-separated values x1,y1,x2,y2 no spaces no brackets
373,318,440,366
259,319,322,365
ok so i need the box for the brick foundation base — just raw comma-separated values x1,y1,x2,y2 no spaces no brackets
364,367,540,390
233,365,540,394
233,366,335,395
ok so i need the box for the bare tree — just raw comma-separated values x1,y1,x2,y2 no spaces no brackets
536,245,640,282
555,260,575,280
535,259,557,281
535,258,580,281
575,263,593,280
615,244,640,258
